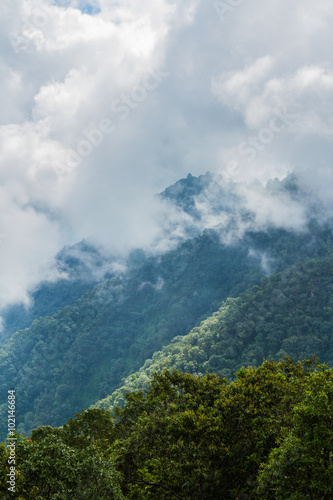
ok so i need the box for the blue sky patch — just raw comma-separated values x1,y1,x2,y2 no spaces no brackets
53,1,101,15
80,3,101,15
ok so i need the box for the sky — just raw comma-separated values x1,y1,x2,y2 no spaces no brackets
0,0,333,308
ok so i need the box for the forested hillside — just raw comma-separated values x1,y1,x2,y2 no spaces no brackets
0,241,114,340
95,253,333,412
1,220,332,438
2,359,333,499
0,230,262,438
0,172,237,339
0,170,319,340
2,0,332,495
1,173,333,439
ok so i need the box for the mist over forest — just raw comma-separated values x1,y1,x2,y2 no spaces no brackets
1,0,333,498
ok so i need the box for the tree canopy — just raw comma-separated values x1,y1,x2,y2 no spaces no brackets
2,359,333,499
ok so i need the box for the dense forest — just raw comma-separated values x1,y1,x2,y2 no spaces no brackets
95,253,333,411
1,173,333,438
1,173,333,498
1,221,332,438
2,0,332,494
1,358,333,499
0,229,262,438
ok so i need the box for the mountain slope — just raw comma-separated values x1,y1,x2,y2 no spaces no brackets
1,173,333,438
0,230,265,437
0,241,117,339
0,169,326,340
94,254,333,412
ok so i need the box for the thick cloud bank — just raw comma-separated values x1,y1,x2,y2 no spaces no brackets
0,0,333,308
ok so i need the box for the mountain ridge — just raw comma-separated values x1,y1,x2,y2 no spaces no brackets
1,171,333,438
94,253,333,412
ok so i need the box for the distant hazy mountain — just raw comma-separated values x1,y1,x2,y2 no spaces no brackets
0,241,118,340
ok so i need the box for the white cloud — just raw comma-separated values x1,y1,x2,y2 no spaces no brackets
1,0,333,308
237,182,308,232
0,185,64,307
212,61,333,135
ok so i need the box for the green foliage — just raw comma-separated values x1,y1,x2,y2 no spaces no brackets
0,410,124,500
95,254,333,412
111,359,331,499
1,278,96,342
2,173,333,495
1,207,333,437
2,360,333,498
257,369,333,499
0,229,268,437
61,408,116,452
